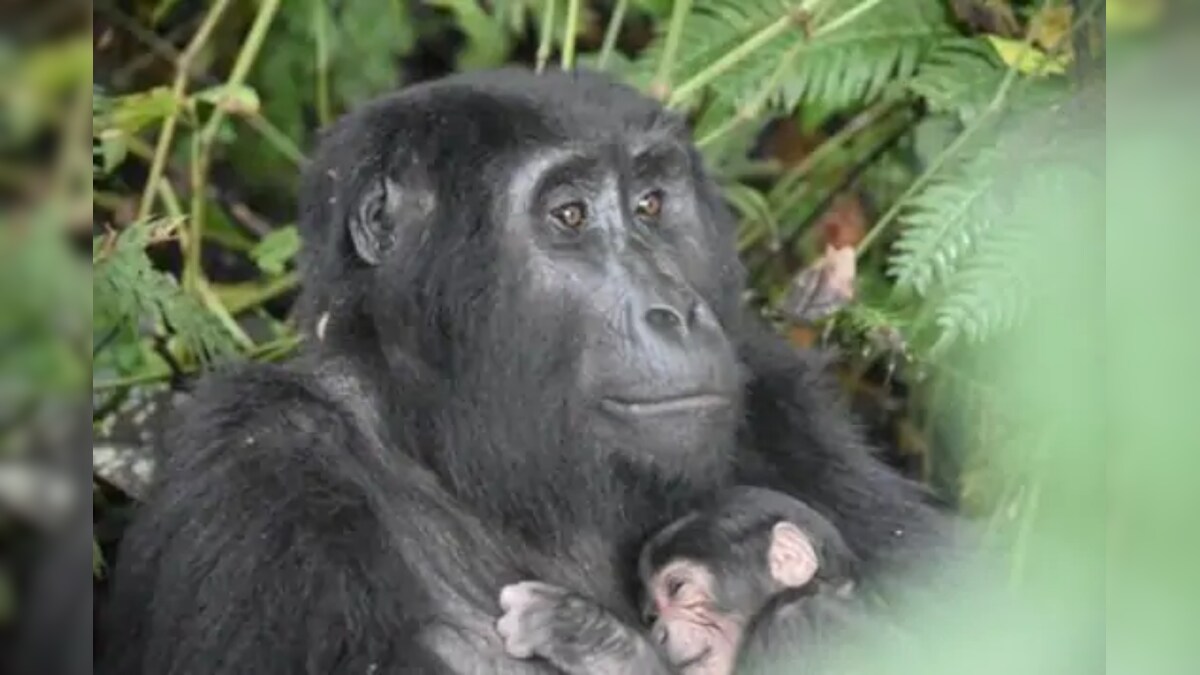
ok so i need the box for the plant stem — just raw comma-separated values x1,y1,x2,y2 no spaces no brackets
560,0,581,69
597,0,629,70
245,115,305,165
652,0,693,100
99,0,304,168
855,0,1044,258
195,279,255,350
221,272,300,315
136,0,234,223
187,0,282,296
92,335,303,392
313,0,333,126
537,0,558,73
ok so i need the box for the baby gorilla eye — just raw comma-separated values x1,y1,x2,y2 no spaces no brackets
666,576,687,599
551,201,588,230
635,190,664,222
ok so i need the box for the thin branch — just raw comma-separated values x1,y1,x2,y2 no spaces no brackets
560,0,581,69
597,0,629,70
537,0,558,73
187,0,282,295
313,0,333,126
135,0,234,223
652,0,693,100
98,0,303,170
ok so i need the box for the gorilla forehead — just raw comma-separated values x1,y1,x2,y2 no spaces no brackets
400,68,688,163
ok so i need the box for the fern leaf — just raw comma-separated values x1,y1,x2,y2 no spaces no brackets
907,38,1006,121
889,154,997,296
908,37,1071,123
931,222,1033,349
624,0,955,110
94,220,239,364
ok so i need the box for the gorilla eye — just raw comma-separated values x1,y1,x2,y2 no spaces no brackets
666,576,686,599
635,190,664,222
551,202,588,230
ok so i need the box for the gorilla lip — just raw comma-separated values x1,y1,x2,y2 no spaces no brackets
600,393,731,416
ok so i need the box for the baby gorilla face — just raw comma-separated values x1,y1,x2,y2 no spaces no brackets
646,560,744,675
642,519,826,675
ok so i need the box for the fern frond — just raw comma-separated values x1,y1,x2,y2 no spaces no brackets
888,153,997,297
907,38,1006,121
908,37,1071,123
624,0,954,110
930,222,1033,350
94,220,239,364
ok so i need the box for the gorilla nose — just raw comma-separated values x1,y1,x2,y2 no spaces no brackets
643,300,713,339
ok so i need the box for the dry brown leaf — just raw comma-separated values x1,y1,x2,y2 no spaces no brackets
780,245,857,323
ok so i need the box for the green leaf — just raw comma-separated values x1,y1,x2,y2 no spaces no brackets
250,226,302,276
986,36,1069,76
194,83,261,116
94,219,240,366
623,0,955,111
429,0,513,70
97,86,177,135
95,128,127,174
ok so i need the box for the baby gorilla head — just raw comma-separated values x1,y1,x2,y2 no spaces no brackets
638,487,857,674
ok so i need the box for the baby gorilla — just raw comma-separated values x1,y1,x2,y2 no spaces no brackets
496,487,861,674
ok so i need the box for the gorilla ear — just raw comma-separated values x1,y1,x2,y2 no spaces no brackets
349,178,406,265
767,521,819,588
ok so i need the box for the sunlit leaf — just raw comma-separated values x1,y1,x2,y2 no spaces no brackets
194,83,262,116
985,36,1070,76
250,225,301,276
98,87,177,135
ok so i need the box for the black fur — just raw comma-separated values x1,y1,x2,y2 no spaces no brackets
99,68,952,675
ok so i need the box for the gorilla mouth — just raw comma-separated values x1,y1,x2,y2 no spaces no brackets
600,394,731,417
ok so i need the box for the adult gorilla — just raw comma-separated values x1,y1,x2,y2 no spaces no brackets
102,69,952,674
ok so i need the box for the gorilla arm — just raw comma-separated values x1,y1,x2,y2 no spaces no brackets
99,365,550,675
737,324,958,579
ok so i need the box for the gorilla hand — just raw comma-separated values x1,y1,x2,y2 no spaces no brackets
497,581,669,674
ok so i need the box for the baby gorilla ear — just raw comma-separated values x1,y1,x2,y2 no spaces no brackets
767,521,819,588
348,176,433,265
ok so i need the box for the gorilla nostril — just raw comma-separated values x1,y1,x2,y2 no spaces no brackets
652,624,669,645
645,305,686,331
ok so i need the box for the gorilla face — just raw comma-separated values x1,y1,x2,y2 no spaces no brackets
309,69,745,471
500,128,743,459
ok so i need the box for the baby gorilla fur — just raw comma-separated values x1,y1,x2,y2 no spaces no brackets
496,487,863,674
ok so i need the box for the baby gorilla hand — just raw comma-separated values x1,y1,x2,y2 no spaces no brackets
497,581,666,674
496,581,577,659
